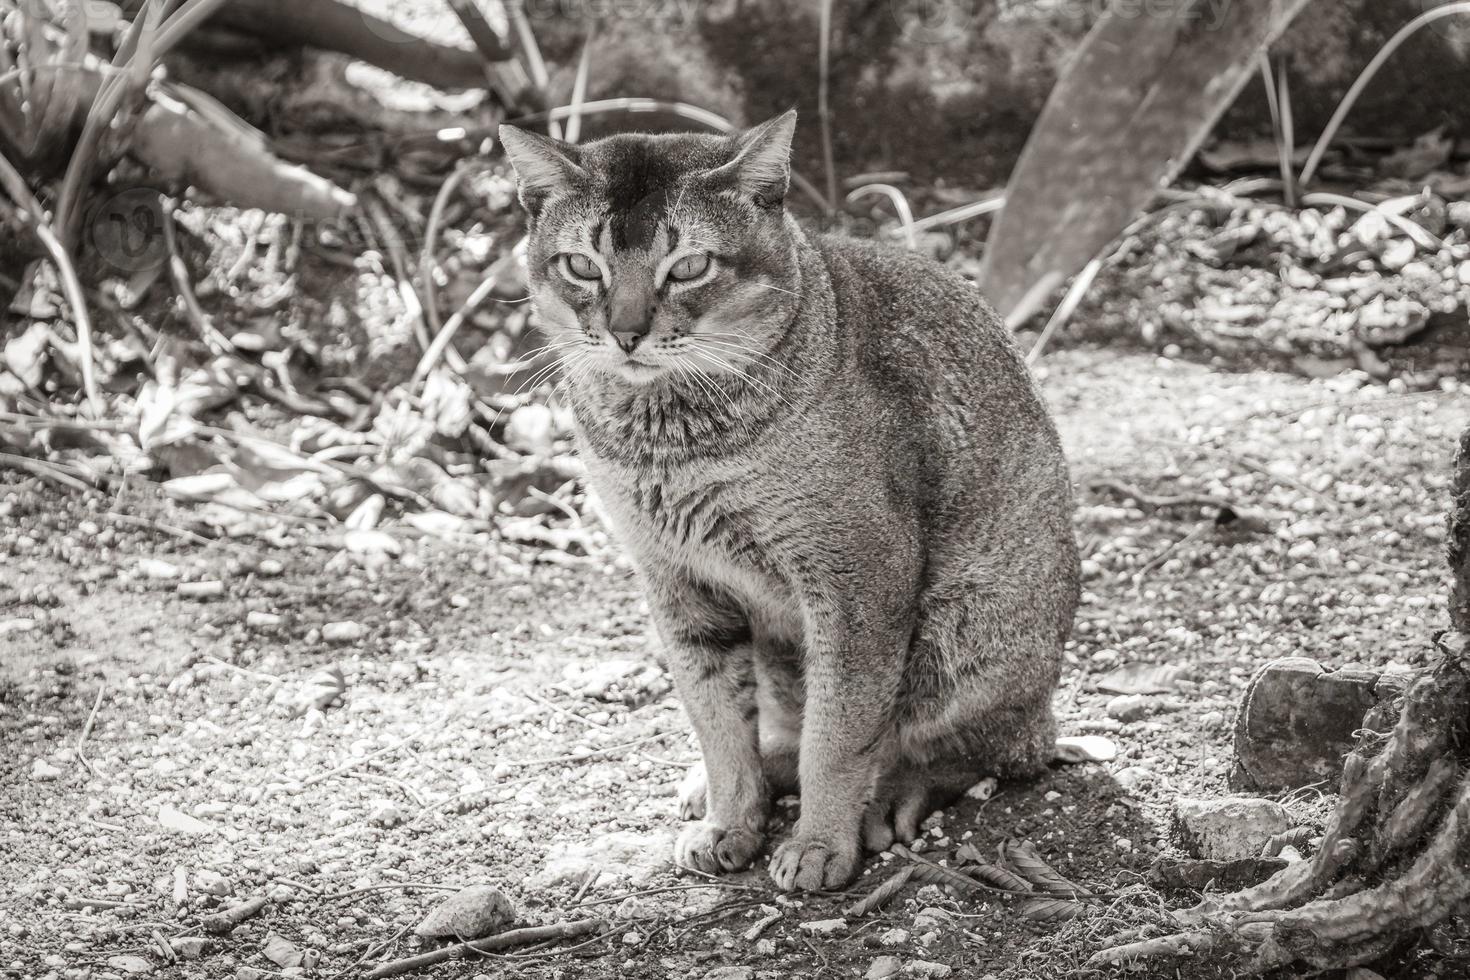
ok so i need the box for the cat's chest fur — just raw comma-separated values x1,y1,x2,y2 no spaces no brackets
588,454,802,637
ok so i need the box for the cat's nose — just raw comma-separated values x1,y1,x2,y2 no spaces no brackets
611,329,646,353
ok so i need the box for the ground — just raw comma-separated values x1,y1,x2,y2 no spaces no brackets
3,347,1467,980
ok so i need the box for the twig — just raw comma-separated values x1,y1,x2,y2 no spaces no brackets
0,451,92,492
844,865,914,917
160,201,236,356
847,183,916,250
743,910,781,941
324,882,462,903
293,735,421,791
1089,478,1233,514
0,150,103,417
411,257,511,390
418,162,478,375
64,897,128,911
815,0,837,214
500,731,675,769
200,895,269,934
74,681,107,777
363,918,605,979
1026,257,1102,363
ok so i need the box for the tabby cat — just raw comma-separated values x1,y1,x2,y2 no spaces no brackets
500,111,1079,891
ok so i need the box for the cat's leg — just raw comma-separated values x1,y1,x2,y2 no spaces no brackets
767,604,907,892
646,576,768,875
679,644,803,821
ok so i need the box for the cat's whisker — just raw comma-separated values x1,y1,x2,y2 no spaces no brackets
686,346,786,408
687,340,796,401
746,280,798,297
692,338,802,384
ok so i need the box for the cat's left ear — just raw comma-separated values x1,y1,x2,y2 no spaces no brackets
708,109,796,208
498,125,587,216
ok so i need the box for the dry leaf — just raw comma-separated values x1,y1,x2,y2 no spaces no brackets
261,933,302,969
291,665,347,718
1095,663,1191,695
1018,896,1086,923
1001,839,1093,898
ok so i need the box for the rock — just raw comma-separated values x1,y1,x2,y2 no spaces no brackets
753,939,777,956
414,885,516,940
1231,658,1411,792
963,777,996,801
1053,735,1117,763
1112,766,1154,792
1448,201,1470,233
704,968,754,980
178,580,224,599
261,933,302,969
172,938,210,960
912,908,950,931
799,918,848,937
867,956,903,979
534,830,674,888
1105,694,1157,722
878,927,910,947
193,870,232,897
367,799,405,827
246,611,281,629
322,621,367,643
107,955,154,975
136,558,180,580
904,961,952,978
31,758,63,781
1172,796,1294,861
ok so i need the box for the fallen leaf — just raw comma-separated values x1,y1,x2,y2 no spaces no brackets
414,884,516,939
1094,663,1191,695
261,933,302,969
1000,839,1093,898
1017,896,1086,923
158,805,214,835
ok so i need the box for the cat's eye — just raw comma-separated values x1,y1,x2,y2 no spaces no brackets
562,253,601,282
667,253,711,282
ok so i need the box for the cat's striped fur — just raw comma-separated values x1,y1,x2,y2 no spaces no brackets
500,112,1079,891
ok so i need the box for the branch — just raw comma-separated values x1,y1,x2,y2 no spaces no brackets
363,918,606,980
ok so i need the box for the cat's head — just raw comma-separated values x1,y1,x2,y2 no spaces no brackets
499,111,801,386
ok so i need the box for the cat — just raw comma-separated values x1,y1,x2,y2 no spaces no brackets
499,110,1080,892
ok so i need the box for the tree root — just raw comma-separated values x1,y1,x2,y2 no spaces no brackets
1093,639,1470,973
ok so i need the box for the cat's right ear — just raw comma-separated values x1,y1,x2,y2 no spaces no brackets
498,125,586,216
707,109,796,209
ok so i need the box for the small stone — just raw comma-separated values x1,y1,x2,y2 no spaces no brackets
107,955,155,975
257,559,284,577
1043,790,1062,803
1113,766,1154,792
31,758,63,781
173,938,210,960
1106,694,1156,722
1054,735,1118,763
867,956,903,979
704,968,754,980
322,621,367,643
799,918,848,937
1200,710,1226,729
367,799,405,828
414,885,516,940
963,777,996,801
193,870,232,897
903,961,952,978
912,908,949,931
261,933,302,969
246,611,281,629
1173,796,1294,861
178,580,224,599
753,938,777,956
137,558,180,580
878,927,910,947
621,930,642,945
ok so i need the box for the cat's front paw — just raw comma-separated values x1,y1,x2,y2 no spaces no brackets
674,821,762,874
768,835,859,892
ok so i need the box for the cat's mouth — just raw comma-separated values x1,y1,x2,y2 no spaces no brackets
614,357,664,383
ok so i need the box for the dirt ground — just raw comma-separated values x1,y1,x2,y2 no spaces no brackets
3,347,1467,980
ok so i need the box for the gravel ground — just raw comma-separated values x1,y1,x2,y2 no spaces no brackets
3,349,1467,980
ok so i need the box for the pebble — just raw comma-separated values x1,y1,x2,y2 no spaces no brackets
753,938,777,956
193,870,232,897
704,968,754,980
1173,796,1293,861
904,961,952,978
178,580,224,599
799,918,848,937
322,621,367,643
963,777,997,801
31,758,63,781
1105,694,1156,722
246,611,282,629
878,928,910,947
367,799,405,828
107,955,154,974
137,558,180,580
867,956,903,979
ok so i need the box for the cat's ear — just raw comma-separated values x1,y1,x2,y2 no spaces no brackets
498,125,586,215
708,109,796,208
